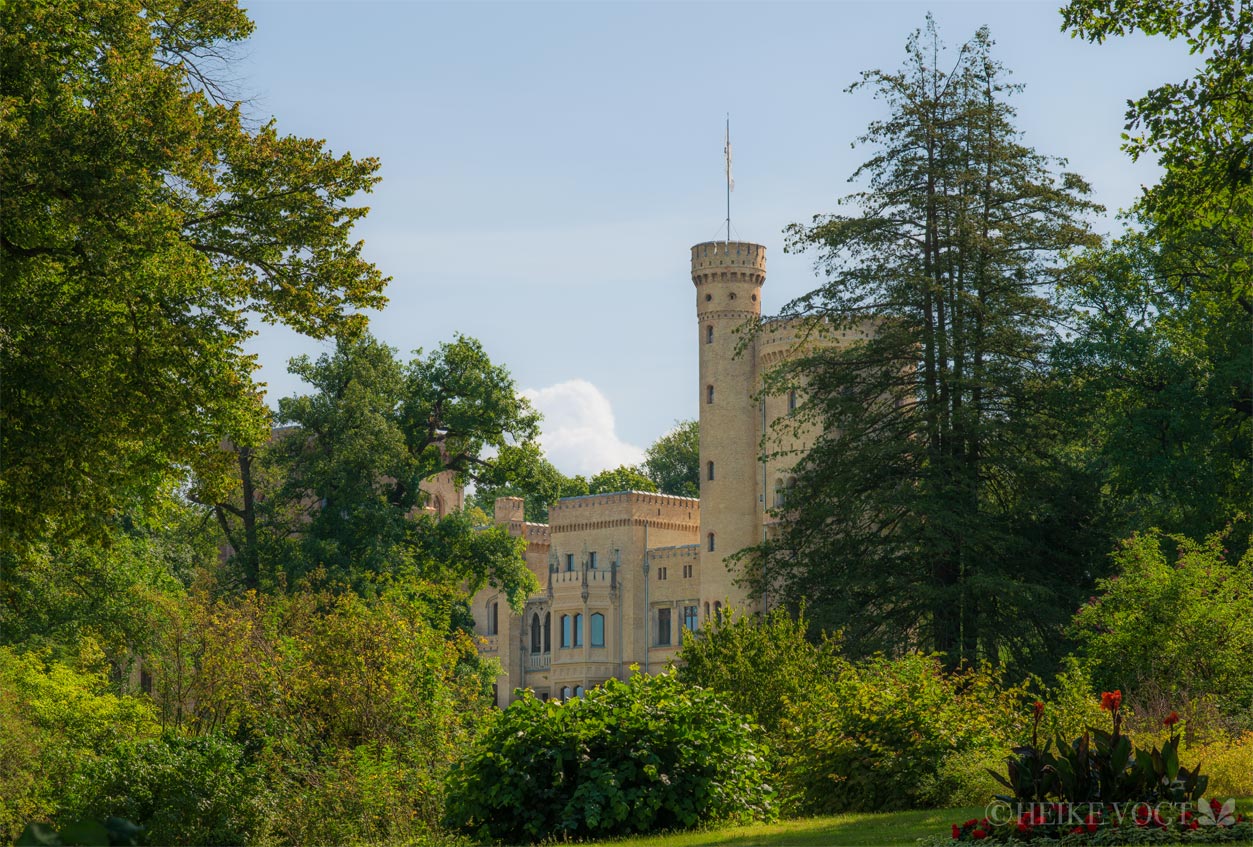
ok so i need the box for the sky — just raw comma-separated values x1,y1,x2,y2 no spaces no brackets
237,0,1198,477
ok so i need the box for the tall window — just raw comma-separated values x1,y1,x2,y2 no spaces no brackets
561,614,571,648
591,613,605,647
714,601,723,623
573,685,583,698
543,612,551,652
704,601,710,620
707,460,715,481
565,553,574,572
788,389,797,412
683,605,699,632
706,384,714,404
707,532,716,552
706,325,714,344
560,686,570,701
573,613,584,647
657,607,672,646
488,601,499,635
530,614,541,652
588,551,597,569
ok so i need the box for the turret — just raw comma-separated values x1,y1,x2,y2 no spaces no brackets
692,241,765,617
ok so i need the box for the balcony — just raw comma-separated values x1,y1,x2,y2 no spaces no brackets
525,652,551,671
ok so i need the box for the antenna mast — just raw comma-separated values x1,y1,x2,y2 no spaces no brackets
724,114,733,244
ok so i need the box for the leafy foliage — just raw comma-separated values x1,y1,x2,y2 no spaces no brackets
0,0,388,547
468,444,589,524
642,420,700,498
61,735,268,847
1072,526,1253,717
445,672,774,843
589,465,658,494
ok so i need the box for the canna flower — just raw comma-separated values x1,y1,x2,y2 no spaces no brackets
1033,700,1044,716
1100,690,1123,711
1163,711,1180,727
952,823,961,839
971,829,987,840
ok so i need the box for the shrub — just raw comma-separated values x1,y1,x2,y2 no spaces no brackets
63,734,269,846
0,644,157,844
444,671,774,843
781,654,1025,815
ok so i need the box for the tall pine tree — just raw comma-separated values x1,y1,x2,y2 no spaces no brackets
746,19,1106,674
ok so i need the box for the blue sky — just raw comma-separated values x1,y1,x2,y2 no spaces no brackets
238,0,1197,476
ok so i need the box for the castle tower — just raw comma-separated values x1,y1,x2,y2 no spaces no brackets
692,240,766,616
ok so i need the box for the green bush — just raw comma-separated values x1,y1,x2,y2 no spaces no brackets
444,671,774,843
781,653,1025,815
63,734,269,846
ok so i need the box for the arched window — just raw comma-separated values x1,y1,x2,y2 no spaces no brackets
704,601,710,620
573,685,583,698
707,532,716,552
560,686,570,701
714,600,723,623
707,460,715,481
573,613,584,647
543,612,551,652
488,601,499,635
706,384,714,404
433,494,445,517
561,614,571,648
530,614,541,652
788,389,797,412
706,325,714,344
590,613,605,647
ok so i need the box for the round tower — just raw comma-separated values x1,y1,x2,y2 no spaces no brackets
691,240,765,617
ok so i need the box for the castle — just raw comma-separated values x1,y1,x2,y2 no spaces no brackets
471,239,868,706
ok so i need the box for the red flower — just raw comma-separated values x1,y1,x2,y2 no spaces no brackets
1017,822,1030,833
1033,700,1044,716
1071,825,1086,834
1100,690,1123,711
971,829,988,840
952,823,961,839
965,819,979,828
1189,820,1200,830
1163,711,1180,727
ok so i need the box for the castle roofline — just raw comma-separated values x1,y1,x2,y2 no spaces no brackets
553,489,699,506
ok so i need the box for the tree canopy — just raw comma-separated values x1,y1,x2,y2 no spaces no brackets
748,19,1107,674
0,0,388,548
642,420,700,498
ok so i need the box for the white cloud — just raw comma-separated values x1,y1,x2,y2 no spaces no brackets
522,380,645,478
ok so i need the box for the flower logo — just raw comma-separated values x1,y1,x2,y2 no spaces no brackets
1196,797,1236,827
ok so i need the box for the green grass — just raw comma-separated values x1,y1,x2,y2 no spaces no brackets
598,807,982,847
595,800,1253,847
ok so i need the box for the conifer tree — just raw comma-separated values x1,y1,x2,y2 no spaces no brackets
747,19,1106,673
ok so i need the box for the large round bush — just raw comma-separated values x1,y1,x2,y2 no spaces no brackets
445,671,773,843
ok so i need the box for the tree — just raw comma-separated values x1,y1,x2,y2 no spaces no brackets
207,333,540,604
747,19,1106,674
0,0,388,548
588,465,657,494
642,420,700,497
468,445,589,524
1057,0,1251,546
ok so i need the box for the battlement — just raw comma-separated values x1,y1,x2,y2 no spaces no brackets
690,241,767,274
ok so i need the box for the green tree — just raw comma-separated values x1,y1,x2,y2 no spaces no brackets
207,333,540,604
642,420,700,497
748,19,1105,673
1072,525,1253,717
0,0,389,549
468,445,589,523
588,464,657,494
1057,1,1251,546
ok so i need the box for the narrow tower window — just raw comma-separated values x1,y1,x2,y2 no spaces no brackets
706,384,714,404
707,532,716,552
707,461,715,481
488,601,499,635
543,612,551,652
590,613,605,647
788,389,797,412
531,614,541,652
706,325,713,344
573,613,584,647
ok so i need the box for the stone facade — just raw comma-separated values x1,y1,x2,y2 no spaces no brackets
471,238,867,707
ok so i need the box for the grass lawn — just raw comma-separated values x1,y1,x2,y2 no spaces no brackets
601,807,983,847
598,800,1253,847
